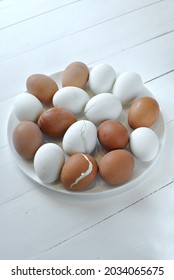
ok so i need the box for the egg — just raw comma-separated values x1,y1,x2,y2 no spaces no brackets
98,120,129,151
84,93,122,124
89,63,116,94
26,74,58,106
38,107,77,137
34,143,65,184
129,127,159,162
128,96,160,129
12,121,43,159
112,71,143,105
53,86,89,114
62,61,89,89
62,120,97,156
13,92,43,122
99,150,134,185
60,153,98,191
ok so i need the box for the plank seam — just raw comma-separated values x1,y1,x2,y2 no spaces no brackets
0,0,82,31
0,0,165,33
34,178,174,258
144,69,174,83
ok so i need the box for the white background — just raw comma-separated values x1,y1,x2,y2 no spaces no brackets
0,0,174,260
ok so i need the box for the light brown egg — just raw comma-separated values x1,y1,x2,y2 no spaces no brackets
62,61,89,89
128,96,159,129
98,120,129,151
38,107,77,137
26,74,58,106
60,153,98,191
12,121,43,159
99,150,134,185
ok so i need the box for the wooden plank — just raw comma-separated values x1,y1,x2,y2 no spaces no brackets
0,146,38,207
0,0,163,29
0,0,79,29
35,179,174,260
0,0,171,62
0,97,14,149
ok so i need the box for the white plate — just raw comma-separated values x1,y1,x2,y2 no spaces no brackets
7,71,166,197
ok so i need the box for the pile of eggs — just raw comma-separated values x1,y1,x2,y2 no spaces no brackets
12,61,160,192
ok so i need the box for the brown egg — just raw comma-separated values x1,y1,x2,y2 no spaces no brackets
38,107,77,137
99,150,134,185
62,61,89,89
98,120,129,150
12,121,43,159
60,153,98,191
26,74,58,106
128,96,159,129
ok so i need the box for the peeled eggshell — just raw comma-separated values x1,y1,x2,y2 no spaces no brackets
53,86,89,115
12,121,43,159
26,74,58,106
60,153,98,191
62,120,97,156
34,143,65,184
13,92,43,122
89,63,116,94
99,150,134,185
129,127,159,162
112,71,143,105
84,93,122,124
98,120,129,151
62,61,89,89
38,107,77,137
128,96,160,129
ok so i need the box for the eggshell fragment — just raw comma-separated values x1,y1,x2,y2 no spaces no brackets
38,107,77,137
34,143,65,184
60,153,98,191
129,127,159,162
26,74,58,106
62,61,89,89
98,120,129,150
112,71,143,105
13,92,43,122
99,150,134,185
128,96,160,129
12,121,43,159
89,63,116,94
53,86,89,114
62,120,97,156
84,93,122,124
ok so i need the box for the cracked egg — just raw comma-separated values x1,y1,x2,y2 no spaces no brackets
60,153,98,191
62,120,97,156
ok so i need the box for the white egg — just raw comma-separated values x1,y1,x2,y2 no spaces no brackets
34,143,65,183
84,93,122,124
13,92,43,121
89,63,116,94
112,71,143,105
62,120,97,156
130,127,159,162
53,86,89,114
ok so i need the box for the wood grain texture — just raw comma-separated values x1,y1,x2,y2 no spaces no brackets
0,0,174,260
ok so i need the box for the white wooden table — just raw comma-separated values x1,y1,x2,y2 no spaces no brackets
0,0,174,260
